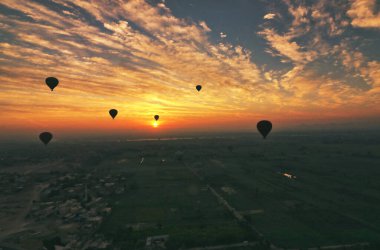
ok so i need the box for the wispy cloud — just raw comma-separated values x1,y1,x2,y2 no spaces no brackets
0,0,379,133
257,0,380,117
0,0,267,130
258,28,316,63
347,0,380,28
263,13,276,20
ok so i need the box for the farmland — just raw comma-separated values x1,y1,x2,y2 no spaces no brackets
1,132,380,249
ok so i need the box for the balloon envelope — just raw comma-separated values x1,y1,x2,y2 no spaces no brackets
196,85,202,92
154,115,159,121
45,77,59,91
109,109,118,119
39,132,53,145
257,120,272,139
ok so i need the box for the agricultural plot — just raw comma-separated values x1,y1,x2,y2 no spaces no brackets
2,132,380,249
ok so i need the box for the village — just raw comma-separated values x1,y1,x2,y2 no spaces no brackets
0,171,129,249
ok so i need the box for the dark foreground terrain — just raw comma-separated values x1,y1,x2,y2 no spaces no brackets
1,131,380,249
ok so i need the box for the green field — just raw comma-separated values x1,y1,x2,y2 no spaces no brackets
82,133,380,249
96,142,257,249
2,132,380,249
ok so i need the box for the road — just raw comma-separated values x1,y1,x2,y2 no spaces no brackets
183,163,278,249
185,241,258,250
0,183,49,241
183,162,370,250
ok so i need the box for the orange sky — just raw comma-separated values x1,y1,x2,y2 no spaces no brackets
1,0,380,138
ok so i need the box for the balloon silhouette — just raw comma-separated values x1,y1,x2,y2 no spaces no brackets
45,77,59,91
257,120,272,139
39,132,53,145
109,109,118,119
196,85,202,92
154,115,159,121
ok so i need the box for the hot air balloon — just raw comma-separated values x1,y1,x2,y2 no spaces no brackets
109,109,118,119
154,115,159,121
39,132,53,145
257,120,272,139
196,85,202,92
45,77,59,91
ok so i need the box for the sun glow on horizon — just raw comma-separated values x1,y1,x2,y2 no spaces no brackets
0,0,380,136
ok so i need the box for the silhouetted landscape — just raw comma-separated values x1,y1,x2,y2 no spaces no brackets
1,131,380,249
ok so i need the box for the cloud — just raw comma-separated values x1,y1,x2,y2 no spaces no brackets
311,3,348,36
0,0,379,133
347,0,380,28
199,21,211,32
257,0,380,118
340,49,365,71
287,4,309,27
360,61,380,91
0,0,267,126
263,13,276,20
258,29,316,63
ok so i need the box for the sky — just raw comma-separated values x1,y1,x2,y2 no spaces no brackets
0,0,380,138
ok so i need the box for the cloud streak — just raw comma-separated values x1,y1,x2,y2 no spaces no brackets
0,0,379,134
347,0,380,28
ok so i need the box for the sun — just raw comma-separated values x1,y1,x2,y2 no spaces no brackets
152,121,159,128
